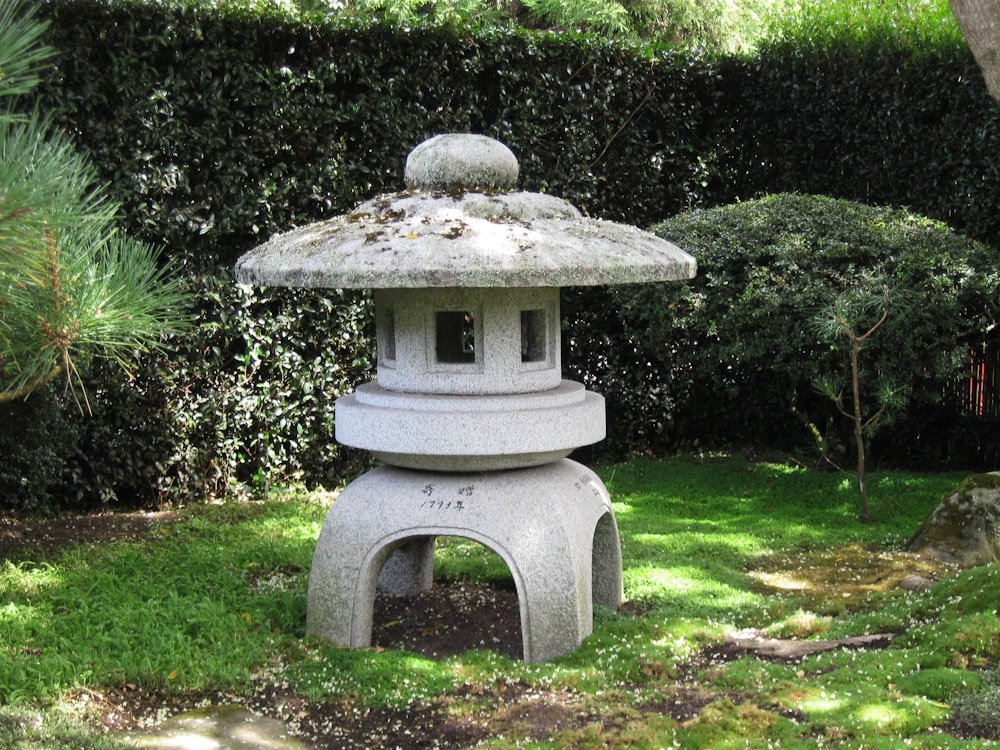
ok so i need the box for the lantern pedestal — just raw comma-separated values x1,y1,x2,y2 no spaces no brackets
306,459,623,663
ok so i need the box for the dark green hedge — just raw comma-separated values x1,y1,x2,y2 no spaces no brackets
719,36,1000,246
5,0,999,511
34,0,719,268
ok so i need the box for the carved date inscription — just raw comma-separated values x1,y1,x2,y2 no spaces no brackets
418,482,472,511
574,474,603,499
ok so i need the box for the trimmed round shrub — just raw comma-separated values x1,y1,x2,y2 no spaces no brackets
611,193,1000,464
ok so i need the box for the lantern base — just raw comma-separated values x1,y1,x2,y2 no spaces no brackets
306,459,624,663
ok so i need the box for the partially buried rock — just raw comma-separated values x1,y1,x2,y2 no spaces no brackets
907,472,1000,567
899,574,934,592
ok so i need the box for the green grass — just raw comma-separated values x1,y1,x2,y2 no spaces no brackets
0,706,135,750
3,455,999,748
0,495,329,711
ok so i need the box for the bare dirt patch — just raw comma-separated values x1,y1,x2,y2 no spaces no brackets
0,510,178,556
373,581,522,661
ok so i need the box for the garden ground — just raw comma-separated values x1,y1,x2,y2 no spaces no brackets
4,510,702,747
3,456,999,749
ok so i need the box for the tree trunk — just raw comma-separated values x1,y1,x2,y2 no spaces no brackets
850,341,873,524
950,0,1000,104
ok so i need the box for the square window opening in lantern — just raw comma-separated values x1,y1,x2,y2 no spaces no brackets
436,310,477,364
379,307,397,365
521,309,547,364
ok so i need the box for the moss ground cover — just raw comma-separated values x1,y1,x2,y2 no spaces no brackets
2,455,998,748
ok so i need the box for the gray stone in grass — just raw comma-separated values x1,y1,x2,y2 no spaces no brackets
907,472,1000,567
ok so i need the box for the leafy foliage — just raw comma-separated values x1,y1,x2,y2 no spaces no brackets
774,0,963,48
618,0,790,51
0,389,78,511
294,0,792,51
4,0,999,510
0,0,191,511
718,10,1000,246
147,278,376,501
521,0,632,37
613,195,1000,463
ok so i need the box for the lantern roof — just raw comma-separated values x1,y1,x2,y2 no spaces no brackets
235,134,696,289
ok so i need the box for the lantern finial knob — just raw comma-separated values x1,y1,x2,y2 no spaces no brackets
405,133,519,192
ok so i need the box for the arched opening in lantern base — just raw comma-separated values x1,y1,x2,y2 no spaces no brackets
366,521,622,662
372,537,522,661
305,460,624,663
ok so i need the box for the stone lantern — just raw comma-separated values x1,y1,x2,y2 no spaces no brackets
236,134,695,662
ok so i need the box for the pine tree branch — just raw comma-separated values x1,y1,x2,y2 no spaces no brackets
0,363,62,403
